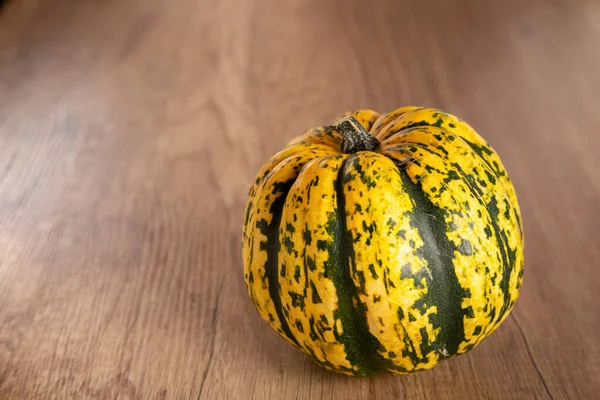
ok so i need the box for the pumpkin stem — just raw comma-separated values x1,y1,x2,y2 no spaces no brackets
332,115,380,154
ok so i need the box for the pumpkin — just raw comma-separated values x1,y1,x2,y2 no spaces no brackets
242,107,524,376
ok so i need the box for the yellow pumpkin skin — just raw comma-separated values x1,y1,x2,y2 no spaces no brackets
242,107,524,376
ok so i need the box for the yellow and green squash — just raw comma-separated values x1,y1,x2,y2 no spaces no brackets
242,107,524,376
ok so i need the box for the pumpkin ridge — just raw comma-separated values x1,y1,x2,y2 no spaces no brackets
386,136,522,245
374,110,438,141
437,151,517,325
377,108,523,240
264,178,301,347
387,138,518,330
371,106,425,138
485,196,516,324
331,155,386,375
278,155,360,372
395,163,468,358
455,136,524,239
243,148,336,346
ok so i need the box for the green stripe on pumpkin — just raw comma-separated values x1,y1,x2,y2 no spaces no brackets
263,178,300,347
396,164,468,357
327,155,390,376
387,135,519,331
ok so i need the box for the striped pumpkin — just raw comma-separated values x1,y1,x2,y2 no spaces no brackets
242,107,524,376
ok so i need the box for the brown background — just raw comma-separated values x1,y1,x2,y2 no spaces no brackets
1,0,599,399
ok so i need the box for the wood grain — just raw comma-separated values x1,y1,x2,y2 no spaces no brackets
1,0,599,398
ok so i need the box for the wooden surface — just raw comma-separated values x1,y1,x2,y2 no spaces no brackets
1,0,599,399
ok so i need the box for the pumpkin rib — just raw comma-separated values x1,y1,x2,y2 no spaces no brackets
243,143,338,248
370,106,424,138
383,136,521,328
378,110,523,239
341,152,440,373
278,155,360,373
383,126,522,239
383,139,520,346
384,132,522,252
394,163,468,359
262,177,301,347
374,108,450,142
449,135,524,240
244,149,337,348
485,197,518,325
285,127,342,148
244,148,327,282
390,151,503,353
385,133,522,250
333,155,387,376
375,109,475,152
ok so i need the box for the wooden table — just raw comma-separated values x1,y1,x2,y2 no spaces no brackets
1,0,599,399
